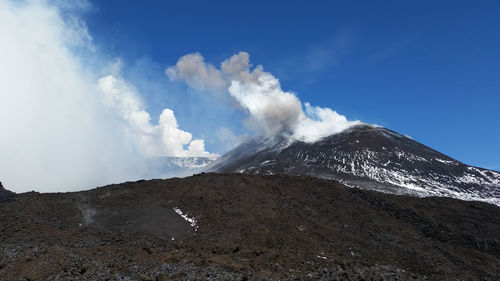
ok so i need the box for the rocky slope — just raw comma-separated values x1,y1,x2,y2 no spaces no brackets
207,125,500,205
1,174,499,280
0,182,14,203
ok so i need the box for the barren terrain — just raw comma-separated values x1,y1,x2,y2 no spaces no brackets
0,174,499,280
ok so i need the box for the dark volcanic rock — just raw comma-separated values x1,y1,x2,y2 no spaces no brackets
0,181,15,202
0,173,499,280
207,125,500,205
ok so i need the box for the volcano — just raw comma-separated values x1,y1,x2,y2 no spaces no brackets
207,124,500,205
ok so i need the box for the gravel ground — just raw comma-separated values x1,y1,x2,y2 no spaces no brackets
0,173,499,280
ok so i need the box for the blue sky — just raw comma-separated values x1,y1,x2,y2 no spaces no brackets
81,0,500,169
1,0,499,192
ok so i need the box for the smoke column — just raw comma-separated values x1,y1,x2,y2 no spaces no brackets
167,52,362,142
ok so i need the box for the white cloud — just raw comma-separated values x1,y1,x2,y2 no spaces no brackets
167,52,362,142
0,0,215,192
98,75,217,158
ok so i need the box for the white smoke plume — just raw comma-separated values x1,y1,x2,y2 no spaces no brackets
165,53,226,91
215,127,249,151
0,0,214,192
167,52,361,142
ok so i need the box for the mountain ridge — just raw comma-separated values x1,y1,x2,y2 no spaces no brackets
0,181,15,202
207,124,500,205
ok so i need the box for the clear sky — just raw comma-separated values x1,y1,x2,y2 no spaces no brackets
81,0,500,169
1,0,500,192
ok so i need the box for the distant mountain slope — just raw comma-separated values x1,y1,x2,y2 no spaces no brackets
144,156,218,178
207,125,500,205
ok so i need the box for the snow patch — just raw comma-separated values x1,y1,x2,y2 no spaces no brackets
173,207,198,231
435,158,454,164
316,254,327,260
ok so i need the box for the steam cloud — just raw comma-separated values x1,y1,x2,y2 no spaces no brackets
167,52,361,142
0,0,214,192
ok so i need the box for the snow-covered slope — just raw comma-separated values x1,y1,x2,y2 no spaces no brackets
144,157,218,179
206,125,500,205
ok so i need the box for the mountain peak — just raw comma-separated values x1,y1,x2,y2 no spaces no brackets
207,125,500,205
